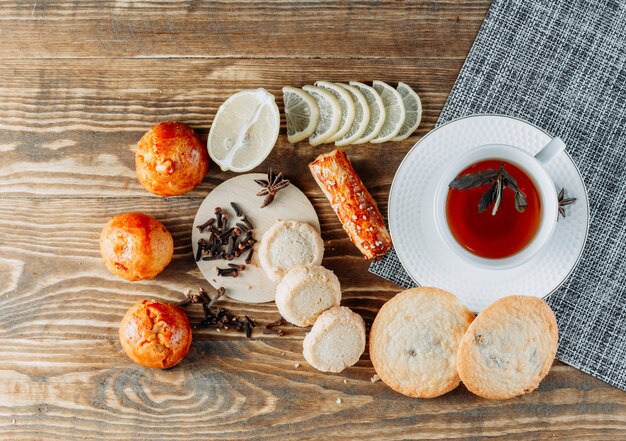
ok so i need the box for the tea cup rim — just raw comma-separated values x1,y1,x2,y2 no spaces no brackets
434,143,560,270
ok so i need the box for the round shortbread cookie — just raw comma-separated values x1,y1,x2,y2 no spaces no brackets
303,306,365,373
258,220,324,282
275,265,341,327
370,287,475,398
456,295,558,400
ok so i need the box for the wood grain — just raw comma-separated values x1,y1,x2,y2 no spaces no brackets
0,339,624,440
0,57,460,197
0,196,395,342
0,0,486,59
1,0,625,440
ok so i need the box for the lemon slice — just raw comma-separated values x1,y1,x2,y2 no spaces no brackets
302,85,342,146
334,83,370,147
392,82,422,141
208,88,280,172
282,86,320,143
349,81,386,144
314,81,356,142
371,80,406,144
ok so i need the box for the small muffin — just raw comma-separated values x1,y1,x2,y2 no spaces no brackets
119,300,192,369
136,121,209,196
258,220,324,282
100,212,173,281
457,296,558,400
369,287,475,398
303,306,366,373
275,265,341,327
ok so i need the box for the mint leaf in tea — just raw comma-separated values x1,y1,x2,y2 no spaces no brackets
446,160,541,259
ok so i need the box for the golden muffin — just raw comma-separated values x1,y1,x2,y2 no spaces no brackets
100,212,173,281
136,121,209,196
119,300,192,369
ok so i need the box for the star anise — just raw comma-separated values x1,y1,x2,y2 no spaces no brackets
558,187,576,219
254,168,290,208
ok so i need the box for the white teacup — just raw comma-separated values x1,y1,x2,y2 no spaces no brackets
434,138,565,270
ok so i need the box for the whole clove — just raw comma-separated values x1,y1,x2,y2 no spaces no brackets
266,318,285,328
241,230,253,243
237,239,255,255
265,318,286,337
196,218,215,232
244,248,254,265
221,213,230,231
217,267,239,277
206,287,225,309
215,207,223,230
236,222,249,233
226,235,237,254
209,239,222,254
231,202,243,217
244,316,256,338
195,240,206,262
219,227,235,241
241,215,254,230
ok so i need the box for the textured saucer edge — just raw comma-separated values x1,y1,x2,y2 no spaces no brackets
387,113,590,302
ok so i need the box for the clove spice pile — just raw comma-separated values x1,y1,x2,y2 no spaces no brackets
195,202,256,277
178,288,289,338
178,287,257,337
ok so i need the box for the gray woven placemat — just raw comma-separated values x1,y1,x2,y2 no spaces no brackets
370,0,626,390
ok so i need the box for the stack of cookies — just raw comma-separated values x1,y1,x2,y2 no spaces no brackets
370,287,559,400
258,219,367,373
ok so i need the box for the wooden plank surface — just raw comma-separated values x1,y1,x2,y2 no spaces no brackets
0,57,459,197
0,0,483,59
0,1,625,440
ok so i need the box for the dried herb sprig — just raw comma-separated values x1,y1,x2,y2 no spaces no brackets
255,168,290,208
558,188,577,219
449,163,527,215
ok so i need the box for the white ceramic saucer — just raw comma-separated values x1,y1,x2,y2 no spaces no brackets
389,115,589,312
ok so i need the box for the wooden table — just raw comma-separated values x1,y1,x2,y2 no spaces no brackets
1,1,624,439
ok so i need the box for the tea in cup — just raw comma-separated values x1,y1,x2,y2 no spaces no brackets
434,138,565,269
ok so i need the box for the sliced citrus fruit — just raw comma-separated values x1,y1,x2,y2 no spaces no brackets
371,80,405,144
208,88,280,172
349,81,386,144
391,82,422,141
282,86,320,143
302,85,342,146
334,83,370,147
314,80,356,142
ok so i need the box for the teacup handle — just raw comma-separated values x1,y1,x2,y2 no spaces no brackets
535,137,566,165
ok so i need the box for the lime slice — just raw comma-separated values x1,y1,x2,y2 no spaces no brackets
302,85,342,146
208,88,280,172
371,80,405,144
282,86,320,143
314,81,356,142
334,83,370,147
349,81,385,144
391,82,422,141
